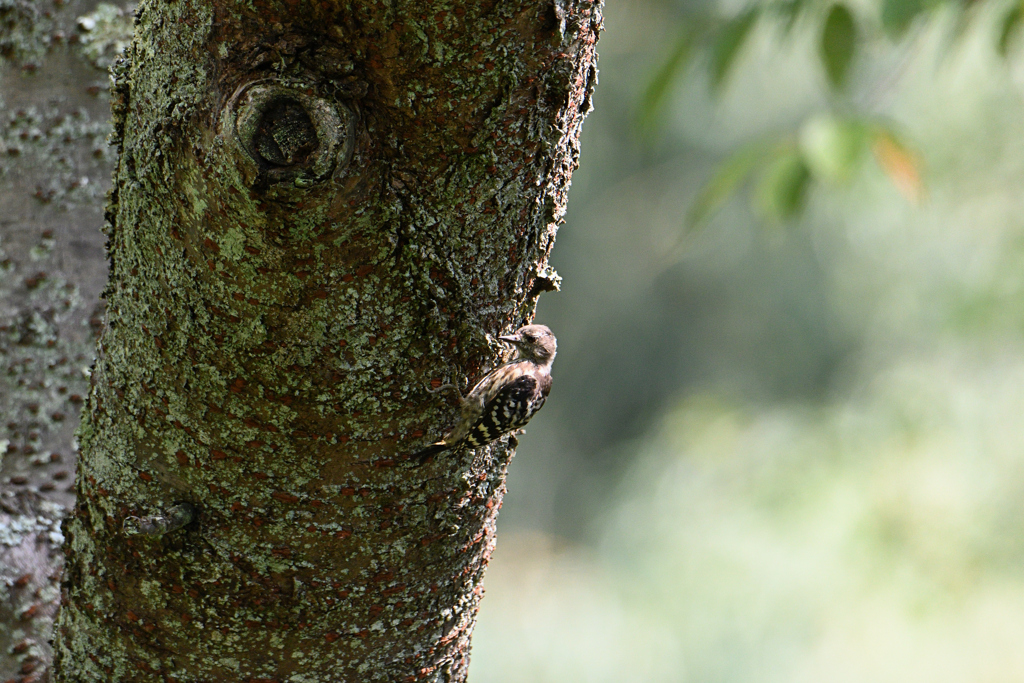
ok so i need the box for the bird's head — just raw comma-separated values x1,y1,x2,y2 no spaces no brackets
499,324,557,364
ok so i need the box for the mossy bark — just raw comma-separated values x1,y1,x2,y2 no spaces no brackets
52,0,601,680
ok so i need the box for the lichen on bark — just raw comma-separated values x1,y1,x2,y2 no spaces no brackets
52,0,601,680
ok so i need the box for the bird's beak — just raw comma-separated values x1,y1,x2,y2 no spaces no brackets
498,333,521,345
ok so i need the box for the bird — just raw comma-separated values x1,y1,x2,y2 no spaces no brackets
414,324,556,462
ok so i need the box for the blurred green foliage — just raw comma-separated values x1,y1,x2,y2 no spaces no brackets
821,3,857,87
472,0,1024,678
635,0,1014,225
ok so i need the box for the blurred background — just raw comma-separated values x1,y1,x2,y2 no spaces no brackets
471,0,1024,680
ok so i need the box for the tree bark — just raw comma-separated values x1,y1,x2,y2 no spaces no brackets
1,1,127,679
52,0,601,680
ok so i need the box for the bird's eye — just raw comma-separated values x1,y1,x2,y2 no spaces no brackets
523,334,535,342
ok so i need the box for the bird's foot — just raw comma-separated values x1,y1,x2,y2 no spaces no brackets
427,382,464,402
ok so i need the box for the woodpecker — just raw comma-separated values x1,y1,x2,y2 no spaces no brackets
415,324,556,461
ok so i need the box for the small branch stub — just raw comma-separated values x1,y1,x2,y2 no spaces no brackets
123,502,196,537
227,80,356,189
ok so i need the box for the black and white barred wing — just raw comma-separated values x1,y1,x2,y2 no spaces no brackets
463,373,546,447
442,363,521,444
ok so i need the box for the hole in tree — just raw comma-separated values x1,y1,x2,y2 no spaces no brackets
253,99,319,167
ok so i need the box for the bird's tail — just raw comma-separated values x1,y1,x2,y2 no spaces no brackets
412,442,448,464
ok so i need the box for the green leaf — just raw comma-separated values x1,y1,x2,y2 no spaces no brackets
798,114,868,182
999,2,1024,56
710,9,759,90
687,140,779,228
881,0,926,37
756,148,811,220
820,4,857,90
636,28,694,136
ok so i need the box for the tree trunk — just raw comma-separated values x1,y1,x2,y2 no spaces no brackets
1,1,127,680
51,0,601,680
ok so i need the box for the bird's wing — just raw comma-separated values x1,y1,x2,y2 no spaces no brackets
462,373,540,447
442,363,527,444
